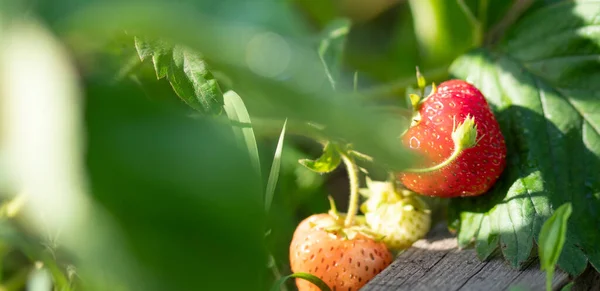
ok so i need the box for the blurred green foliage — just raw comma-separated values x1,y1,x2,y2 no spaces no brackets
1,0,597,291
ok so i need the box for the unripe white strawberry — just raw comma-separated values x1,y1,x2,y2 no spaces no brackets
360,178,431,250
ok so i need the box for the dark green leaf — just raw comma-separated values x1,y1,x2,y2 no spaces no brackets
449,0,600,275
134,37,224,115
539,203,572,291
561,282,574,291
299,143,342,173
264,120,287,212
270,272,331,291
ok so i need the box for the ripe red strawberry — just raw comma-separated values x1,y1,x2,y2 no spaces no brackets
398,79,506,198
289,213,393,291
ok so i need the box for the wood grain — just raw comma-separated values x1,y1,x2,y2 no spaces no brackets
362,223,577,291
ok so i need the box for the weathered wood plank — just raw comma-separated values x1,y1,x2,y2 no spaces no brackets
362,224,571,291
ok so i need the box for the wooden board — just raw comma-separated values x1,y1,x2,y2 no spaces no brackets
362,223,577,291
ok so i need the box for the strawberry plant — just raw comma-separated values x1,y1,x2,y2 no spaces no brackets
448,0,600,277
0,0,598,291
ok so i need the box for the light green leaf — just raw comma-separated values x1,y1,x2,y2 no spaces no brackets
270,272,331,291
449,0,600,276
223,90,262,181
264,120,287,212
299,142,342,173
539,203,572,291
134,37,224,115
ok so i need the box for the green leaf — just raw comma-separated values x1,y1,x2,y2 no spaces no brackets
299,143,342,173
264,120,287,212
561,282,574,291
270,272,331,291
539,203,572,291
449,0,600,276
134,37,224,115
85,81,265,291
223,90,262,181
63,0,417,172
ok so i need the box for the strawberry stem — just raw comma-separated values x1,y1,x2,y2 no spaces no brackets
342,153,360,228
403,115,478,173
327,195,341,221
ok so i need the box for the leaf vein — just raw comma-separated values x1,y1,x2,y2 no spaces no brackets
557,89,600,137
505,201,520,264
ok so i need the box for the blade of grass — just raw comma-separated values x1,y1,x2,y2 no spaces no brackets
456,0,482,46
267,253,288,291
318,19,350,90
223,90,262,182
264,119,287,212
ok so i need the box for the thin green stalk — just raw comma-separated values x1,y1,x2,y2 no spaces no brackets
342,154,360,227
268,254,288,291
478,0,489,34
485,0,534,45
546,269,553,291
360,66,448,98
403,144,462,173
404,116,477,173
319,54,336,90
456,0,483,46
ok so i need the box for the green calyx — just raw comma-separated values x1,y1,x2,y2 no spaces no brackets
408,67,438,113
322,196,385,241
451,115,478,150
360,178,430,214
403,115,479,174
360,178,400,213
